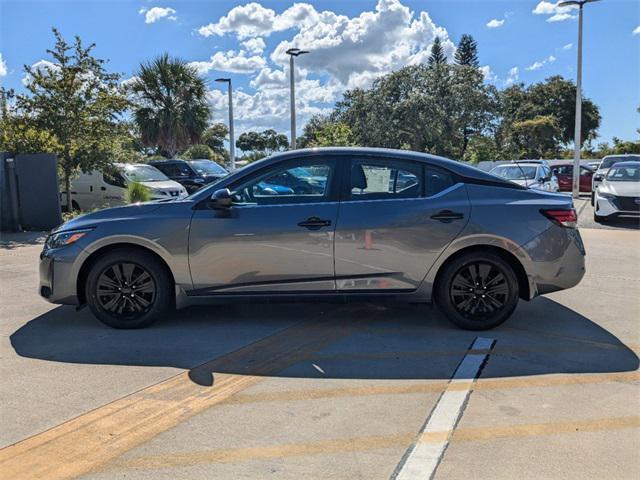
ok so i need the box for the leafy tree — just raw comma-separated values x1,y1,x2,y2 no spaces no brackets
509,115,563,159
181,143,215,160
11,29,129,209
236,131,266,153
428,37,447,67
463,136,500,163
128,54,210,158
202,123,229,155
312,122,355,147
454,34,479,67
235,129,288,154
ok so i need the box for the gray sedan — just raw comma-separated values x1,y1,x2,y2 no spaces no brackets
39,148,586,330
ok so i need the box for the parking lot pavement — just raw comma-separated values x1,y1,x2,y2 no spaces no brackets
1,225,638,480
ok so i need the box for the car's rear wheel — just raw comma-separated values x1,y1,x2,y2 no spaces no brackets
86,249,172,329
435,252,519,330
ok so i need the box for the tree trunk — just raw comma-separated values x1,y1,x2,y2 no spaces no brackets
64,171,72,213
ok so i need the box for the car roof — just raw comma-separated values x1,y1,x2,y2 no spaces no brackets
494,163,540,167
148,159,187,164
609,161,640,167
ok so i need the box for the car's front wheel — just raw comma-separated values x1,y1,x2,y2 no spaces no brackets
86,248,173,329
435,252,520,330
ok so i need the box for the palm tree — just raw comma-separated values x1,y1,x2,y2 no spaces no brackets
129,54,210,158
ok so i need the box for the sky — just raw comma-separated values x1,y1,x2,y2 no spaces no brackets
0,0,639,146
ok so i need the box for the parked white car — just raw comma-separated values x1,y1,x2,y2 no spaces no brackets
591,154,640,205
489,161,559,192
62,163,187,211
593,161,640,223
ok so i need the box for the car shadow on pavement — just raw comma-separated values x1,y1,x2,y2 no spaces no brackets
10,297,639,385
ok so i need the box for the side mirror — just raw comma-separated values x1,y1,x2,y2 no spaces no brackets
209,188,233,209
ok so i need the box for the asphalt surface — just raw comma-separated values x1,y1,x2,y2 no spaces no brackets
0,219,638,480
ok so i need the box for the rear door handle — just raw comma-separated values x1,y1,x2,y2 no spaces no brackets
298,217,332,230
430,210,464,222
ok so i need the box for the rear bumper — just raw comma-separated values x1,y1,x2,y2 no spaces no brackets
518,226,586,297
39,246,82,305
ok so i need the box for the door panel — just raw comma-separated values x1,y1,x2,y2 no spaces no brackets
188,158,339,294
334,160,470,291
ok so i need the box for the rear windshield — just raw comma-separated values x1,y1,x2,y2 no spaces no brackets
490,165,537,180
122,165,168,182
189,160,228,175
601,155,640,169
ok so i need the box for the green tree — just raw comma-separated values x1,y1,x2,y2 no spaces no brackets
509,115,563,159
454,34,479,67
202,123,229,155
261,129,289,153
313,122,354,147
181,143,215,160
129,54,210,158
11,29,129,209
236,131,266,153
428,37,447,67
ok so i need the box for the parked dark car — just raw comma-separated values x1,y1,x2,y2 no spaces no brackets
550,163,594,192
149,159,228,193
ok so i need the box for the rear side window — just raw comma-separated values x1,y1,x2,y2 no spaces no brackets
425,167,454,197
350,160,422,200
103,170,126,188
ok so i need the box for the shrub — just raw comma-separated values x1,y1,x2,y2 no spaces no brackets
126,182,151,204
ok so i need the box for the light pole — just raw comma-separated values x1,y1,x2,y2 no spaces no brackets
285,48,309,149
215,78,235,171
559,0,600,199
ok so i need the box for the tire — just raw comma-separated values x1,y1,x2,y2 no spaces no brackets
593,212,606,223
86,248,173,329
435,252,519,330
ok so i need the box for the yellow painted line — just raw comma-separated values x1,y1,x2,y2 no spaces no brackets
227,371,640,405
0,320,356,480
108,416,640,471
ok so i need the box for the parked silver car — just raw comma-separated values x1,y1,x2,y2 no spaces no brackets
39,148,586,330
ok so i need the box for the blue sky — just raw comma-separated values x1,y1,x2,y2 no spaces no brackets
1,0,638,146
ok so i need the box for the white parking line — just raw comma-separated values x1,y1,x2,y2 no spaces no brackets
391,336,495,480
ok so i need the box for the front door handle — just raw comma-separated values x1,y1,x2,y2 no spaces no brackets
430,210,464,222
298,217,332,230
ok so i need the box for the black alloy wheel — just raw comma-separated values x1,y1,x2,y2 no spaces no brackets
449,262,509,320
96,262,156,319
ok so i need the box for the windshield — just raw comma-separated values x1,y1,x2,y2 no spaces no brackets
601,155,640,169
606,166,640,182
122,165,168,182
490,165,537,180
189,160,228,175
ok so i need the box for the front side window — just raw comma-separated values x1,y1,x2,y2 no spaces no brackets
232,161,334,205
103,169,126,188
350,160,422,200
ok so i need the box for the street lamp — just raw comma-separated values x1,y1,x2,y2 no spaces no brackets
285,48,309,149
215,78,235,171
558,0,601,199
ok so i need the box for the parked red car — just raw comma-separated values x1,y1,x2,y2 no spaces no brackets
551,163,594,192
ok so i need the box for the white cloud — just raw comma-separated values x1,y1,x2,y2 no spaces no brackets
139,7,177,24
633,26,640,36
532,1,577,22
22,59,60,85
197,1,456,137
562,42,573,50
241,37,266,54
0,53,7,77
525,54,556,71
189,50,266,74
486,19,504,28
480,65,497,82
505,67,519,86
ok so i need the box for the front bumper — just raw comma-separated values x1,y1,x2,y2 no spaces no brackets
39,245,83,305
595,195,640,217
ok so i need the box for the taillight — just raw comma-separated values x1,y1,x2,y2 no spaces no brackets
541,208,578,228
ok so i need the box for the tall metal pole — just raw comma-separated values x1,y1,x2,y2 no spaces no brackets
572,4,584,199
227,82,236,171
289,54,296,150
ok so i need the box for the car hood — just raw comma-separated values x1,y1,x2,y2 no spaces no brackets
140,180,184,191
53,203,165,233
509,179,540,188
600,181,640,197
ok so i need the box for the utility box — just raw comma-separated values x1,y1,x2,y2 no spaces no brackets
1,153,62,231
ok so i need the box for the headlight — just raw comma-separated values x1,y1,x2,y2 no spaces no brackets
593,174,604,182
598,192,616,200
45,228,93,249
